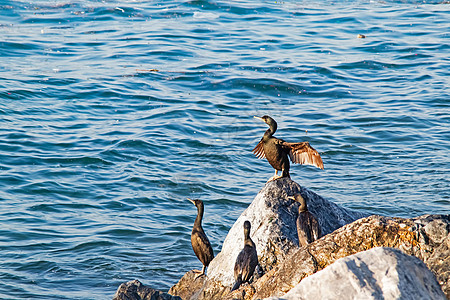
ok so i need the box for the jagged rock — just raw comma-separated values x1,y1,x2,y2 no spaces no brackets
170,213,449,300
168,270,230,300
421,225,450,297
265,247,446,300
119,180,449,300
208,178,367,286
169,178,368,299
252,214,449,299
113,280,181,300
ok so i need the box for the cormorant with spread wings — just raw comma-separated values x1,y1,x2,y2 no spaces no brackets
253,115,324,181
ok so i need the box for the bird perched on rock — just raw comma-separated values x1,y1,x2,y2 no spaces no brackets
188,198,214,278
288,193,321,247
231,220,258,292
253,115,324,181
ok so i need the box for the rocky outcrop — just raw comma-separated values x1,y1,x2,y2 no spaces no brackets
169,213,449,299
427,234,450,297
113,280,181,300
207,178,367,286
169,178,368,299
251,214,449,299
266,247,446,300
114,179,449,300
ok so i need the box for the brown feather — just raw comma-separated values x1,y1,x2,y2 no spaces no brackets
252,140,266,159
252,115,324,178
191,230,214,267
285,141,324,170
297,211,322,247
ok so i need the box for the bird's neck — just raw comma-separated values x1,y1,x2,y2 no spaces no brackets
298,205,307,213
244,229,255,247
263,124,277,140
194,206,204,227
244,236,255,248
271,122,277,134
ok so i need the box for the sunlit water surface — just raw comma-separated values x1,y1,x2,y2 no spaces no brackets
0,0,449,298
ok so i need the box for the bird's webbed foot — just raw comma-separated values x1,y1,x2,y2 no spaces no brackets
267,170,282,182
267,174,283,182
192,267,206,279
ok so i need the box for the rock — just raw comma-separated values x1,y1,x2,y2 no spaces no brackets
169,214,449,300
113,280,181,300
169,270,230,300
266,247,446,300
252,214,449,299
208,178,367,286
124,180,449,300
424,233,450,297
169,178,368,299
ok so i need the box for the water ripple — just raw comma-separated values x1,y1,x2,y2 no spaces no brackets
0,0,449,299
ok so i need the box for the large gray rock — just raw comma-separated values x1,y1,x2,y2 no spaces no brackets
113,280,181,300
252,214,450,299
206,178,368,286
267,247,446,300
131,179,449,300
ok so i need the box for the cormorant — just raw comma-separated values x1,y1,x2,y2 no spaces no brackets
253,115,324,181
231,220,258,292
288,194,321,247
188,198,214,278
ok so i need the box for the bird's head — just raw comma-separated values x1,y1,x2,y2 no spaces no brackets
243,220,252,238
254,115,275,125
243,220,251,230
254,115,278,134
288,194,307,212
188,198,204,210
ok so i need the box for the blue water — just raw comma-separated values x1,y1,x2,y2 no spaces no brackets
0,0,449,298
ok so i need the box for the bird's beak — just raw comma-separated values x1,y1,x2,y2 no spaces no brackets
287,196,295,201
254,116,264,122
187,198,195,204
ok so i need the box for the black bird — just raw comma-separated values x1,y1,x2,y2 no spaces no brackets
231,220,258,292
188,198,214,278
253,115,324,181
288,194,321,247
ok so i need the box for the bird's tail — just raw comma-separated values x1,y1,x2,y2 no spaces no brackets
230,276,242,292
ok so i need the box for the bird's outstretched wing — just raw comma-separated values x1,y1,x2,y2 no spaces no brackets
252,139,266,159
283,141,324,170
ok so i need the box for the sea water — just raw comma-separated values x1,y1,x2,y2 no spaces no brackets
0,1,448,298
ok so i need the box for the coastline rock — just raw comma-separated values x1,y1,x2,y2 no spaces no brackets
113,279,181,300
170,213,449,300
168,270,230,300
169,178,368,299
421,223,450,297
115,180,449,299
207,178,367,285
252,214,449,299
266,247,446,300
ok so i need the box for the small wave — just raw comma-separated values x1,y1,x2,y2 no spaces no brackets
193,11,219,19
